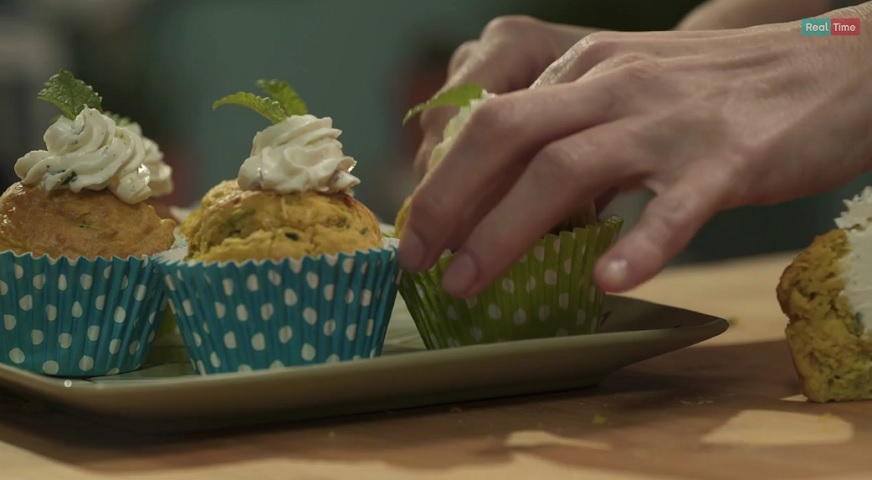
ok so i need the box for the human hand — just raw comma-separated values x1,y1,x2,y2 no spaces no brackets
399,13,872,297
412,16,599,178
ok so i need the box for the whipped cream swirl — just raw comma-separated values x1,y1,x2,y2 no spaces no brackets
428,90,497,170
15,108,152,204
126,122,174,197
237,115,359,194
836,186,872,333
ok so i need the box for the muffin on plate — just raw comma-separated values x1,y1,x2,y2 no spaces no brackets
778,186,872,402
0,70,175,377
158,79,399,375
396,85,622,349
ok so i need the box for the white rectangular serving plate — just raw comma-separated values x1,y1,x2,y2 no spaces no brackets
0,295,727,432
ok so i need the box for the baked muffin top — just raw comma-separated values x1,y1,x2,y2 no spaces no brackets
0,183,175,259
184,189,380,262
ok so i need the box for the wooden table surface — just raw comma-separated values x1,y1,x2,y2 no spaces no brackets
2,252,868,480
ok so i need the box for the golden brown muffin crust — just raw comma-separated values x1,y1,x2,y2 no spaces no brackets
179,179,241,239
0,183,176,259
777,228,872,402
184,188,381,262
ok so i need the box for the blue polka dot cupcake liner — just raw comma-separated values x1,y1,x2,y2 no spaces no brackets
154,236,185,343
399,217,623,348
155,239,401,375
0,251,168,377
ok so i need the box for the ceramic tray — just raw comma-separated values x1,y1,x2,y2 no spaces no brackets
0,295,727,433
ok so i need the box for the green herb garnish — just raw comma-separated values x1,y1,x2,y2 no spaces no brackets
213,79,308,124
402,83,484,125
213,92,288,124
37,69,103,120
256,79,308,116
60,171,78,186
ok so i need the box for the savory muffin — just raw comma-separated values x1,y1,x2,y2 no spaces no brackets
181,105,384,263
777,187,872,402
184,188,379,263
0,70,175,377
159,80,399,374
7,106,175,258
0,183,174,259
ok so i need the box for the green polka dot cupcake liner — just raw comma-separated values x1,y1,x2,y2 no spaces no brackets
0,251,168,376
155,239,401,375
399,216,623,348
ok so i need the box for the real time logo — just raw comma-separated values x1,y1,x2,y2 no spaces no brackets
802,18,861,36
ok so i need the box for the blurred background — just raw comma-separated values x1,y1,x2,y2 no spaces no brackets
2,0,871,269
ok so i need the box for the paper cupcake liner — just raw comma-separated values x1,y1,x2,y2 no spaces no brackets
0,251,167,376
155,239,401,375
399,216,623,348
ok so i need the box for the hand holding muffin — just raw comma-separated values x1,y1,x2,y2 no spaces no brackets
395,85,621,348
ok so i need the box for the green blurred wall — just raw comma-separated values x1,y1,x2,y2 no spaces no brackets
136,0,700,217
80,0,871,264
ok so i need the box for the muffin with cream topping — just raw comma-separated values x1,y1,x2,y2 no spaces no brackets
158,79,399,374
0,70,175,377
778,186,872,402
179,111,381,262
396,85,621,349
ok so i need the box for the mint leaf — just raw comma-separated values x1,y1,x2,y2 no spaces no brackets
37,69,103,120
256,79,308,116
213,92,288,124
403,83,484,125
104,111,132,126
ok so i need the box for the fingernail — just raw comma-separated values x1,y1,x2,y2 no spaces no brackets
398,230,427,271
599,258,629,290
442,252,478,297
